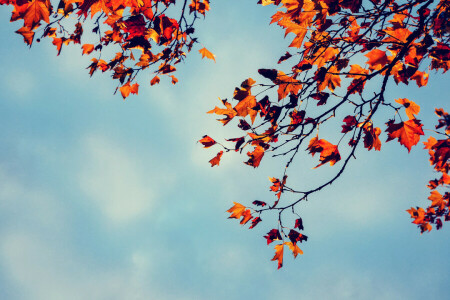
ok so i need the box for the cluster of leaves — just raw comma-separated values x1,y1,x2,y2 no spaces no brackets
1,0,214,98
200,0,449,268
408,108,450,233
3,0,449,269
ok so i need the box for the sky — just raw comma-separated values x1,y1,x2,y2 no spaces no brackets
0,1,449,299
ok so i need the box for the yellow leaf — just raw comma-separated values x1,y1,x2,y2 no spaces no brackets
199,47,216,62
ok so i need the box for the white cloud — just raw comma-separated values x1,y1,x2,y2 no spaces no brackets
78,135,156,225
0,167,68,234
2,69,36,100
0,232,168,300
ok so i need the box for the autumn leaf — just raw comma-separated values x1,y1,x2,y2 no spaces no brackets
120,83,131,99
264,229,282,245
199,47,216,62
209,151,223,167
249,217,262,229
363,123,382,151
386,119,425,152
24,0,50,28
395,98,420,120
271,243,284,269
285,241,303,258
150,76,160,86
307,136,341,168
365,49,388,70
252,200,266,207
245,145,265,168
207,98,238,125
82,44,95,55
428,190,445,209
15,26,34,46
274,71,301,100
226,202,246,219
198,135,216,148
294,218,304,230
341,115,357,133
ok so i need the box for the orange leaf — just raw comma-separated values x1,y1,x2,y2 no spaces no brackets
386,119,424,152
24,0,50,28
245,145,265,168
209,151,223,167
428,190,445,209
307,136,341,168
395,98,420,120
365,49,388,70
226,202,246,219
423,136,437,149
240,209,253,225
199,47,216,62
198,135,216,148
271,243,284,269
170,75,178,85
150,76,160,86
82,44,95,55
275,71,301,100
234,95,257,124
363,124,382,151
284,241,303,258
15,27,34,46
120,83,131,99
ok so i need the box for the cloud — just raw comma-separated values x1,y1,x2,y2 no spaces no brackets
0,232,171,300
2,69,36,101
78,135,156,225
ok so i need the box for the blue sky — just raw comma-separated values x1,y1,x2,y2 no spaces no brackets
0,1,449,299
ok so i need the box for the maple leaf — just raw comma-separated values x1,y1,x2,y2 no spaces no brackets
341,115,357,133
274,71,301,100
170,75,178,85
24,0,50,28
363,124,382,151
209,151,223,167
234,95,257,124
346,64,369,79
271,243,284,269
410,71,429,87
15,26,34,46
423,136,437,149
240,209,253,225
249,217,262,229
82,44,95,55
258,68,278,81
365,49,388,70
252,200,266,207
227,202,246,219
207,98,237,125
395,98,420,120
294,218,304,230
428,190,445,209
150,76,161,86
386,119,425,152
285,241,303,258
226,136,245,151
307,136,341,168
199,47,216,62
245,145,265,168
264,229,282,245
198,135,216,148
317,66,341,92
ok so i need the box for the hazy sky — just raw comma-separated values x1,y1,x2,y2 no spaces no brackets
0,1,449,299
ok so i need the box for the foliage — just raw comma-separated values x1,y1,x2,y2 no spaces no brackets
202,0,450,268
2,0,449,269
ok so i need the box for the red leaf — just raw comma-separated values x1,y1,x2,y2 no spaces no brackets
386,119,424,152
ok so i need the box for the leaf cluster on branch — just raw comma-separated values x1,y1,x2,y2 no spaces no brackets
1,0,449,269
